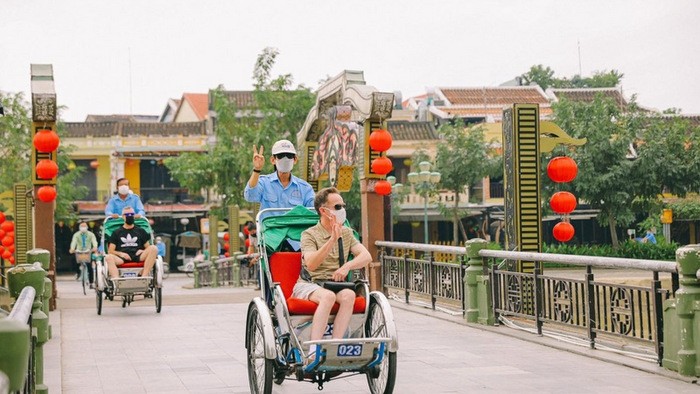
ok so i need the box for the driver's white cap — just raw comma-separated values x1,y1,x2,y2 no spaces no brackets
271,139,297,155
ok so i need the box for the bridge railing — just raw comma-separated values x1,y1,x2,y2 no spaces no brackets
0,286,36,393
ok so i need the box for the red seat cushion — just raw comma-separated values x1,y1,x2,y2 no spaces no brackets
268,251,365,315
119,262,144,268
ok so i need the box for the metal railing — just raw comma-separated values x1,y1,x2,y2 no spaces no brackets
377,241,467,313
3,286,36,393
480,249,678,365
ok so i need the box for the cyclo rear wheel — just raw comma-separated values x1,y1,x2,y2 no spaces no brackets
246,303,273,394
365,297,397,394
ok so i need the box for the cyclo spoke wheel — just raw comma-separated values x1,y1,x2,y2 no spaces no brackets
246,305,273,394
155,287,162,313
96,291,103,315
365,302,397,394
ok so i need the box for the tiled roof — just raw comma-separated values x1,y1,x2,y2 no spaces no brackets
387,120,438,140
63,121,207,138
84,114,158,123
182,93,209,120
220,90,257,109
548,88,627,108
438,106,553,118
439,86,550,106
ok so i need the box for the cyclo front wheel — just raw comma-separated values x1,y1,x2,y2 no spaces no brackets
246,303,273,394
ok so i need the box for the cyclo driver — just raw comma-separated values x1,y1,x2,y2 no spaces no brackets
104,207,158,280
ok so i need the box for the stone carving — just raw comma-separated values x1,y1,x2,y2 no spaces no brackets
32,94,57,122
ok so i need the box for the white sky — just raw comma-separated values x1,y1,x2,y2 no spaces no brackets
1,0,698,122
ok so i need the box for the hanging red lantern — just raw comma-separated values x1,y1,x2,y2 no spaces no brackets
549,192,577,214
224,252,230,258
547,156,578,183
37,186,57,202
0,211,5,224
1,236,13,247
90,160,100,169
36,159,59,179
553,222,575,242
0,221,13,232
1,250,11,260
8,256,14,264
371,156,393,175
368,129,393,152
374,180,392,195
223,232,230,241
0,230,4,239
0,245,4,254
224,242,230,251
33,129,60,152
7,245,14,253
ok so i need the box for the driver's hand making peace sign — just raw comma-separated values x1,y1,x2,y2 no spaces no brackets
252,145,265,172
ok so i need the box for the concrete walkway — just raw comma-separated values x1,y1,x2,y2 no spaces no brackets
44,273,698,393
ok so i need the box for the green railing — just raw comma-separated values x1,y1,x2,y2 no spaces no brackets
0,286,36,393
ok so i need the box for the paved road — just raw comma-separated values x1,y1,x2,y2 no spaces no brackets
44,274,698,393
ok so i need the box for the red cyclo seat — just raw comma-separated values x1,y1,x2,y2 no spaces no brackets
119,262,144,268
269,251,365,315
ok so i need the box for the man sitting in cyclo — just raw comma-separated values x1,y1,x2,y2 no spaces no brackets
104,207,158,280
293,187,371,360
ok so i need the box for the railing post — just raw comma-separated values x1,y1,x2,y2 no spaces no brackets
669,245,700,377
403,254,409,304
7,264,49,394
211,261,219,288
585,265,596,349
651,271,664,365
464,238,487,323
429,252,436,311
193,264,200,288
533,267,542,336
232,252,242,287
491,261,501,325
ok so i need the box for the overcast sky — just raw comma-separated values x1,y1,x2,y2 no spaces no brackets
1,0,698,122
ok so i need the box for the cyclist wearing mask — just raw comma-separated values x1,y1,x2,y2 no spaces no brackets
105,177,146,218
244,139,315,212
69,221,98,285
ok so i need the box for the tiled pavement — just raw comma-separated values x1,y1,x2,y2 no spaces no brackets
43,274,699,393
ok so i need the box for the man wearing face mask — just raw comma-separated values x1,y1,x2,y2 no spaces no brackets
105,177,146,219
244,139,315,214
104,207,158,279
69,221,98,286
292,187,371,356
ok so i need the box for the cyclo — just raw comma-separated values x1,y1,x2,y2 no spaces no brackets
245,207,398,393
94,217,165,315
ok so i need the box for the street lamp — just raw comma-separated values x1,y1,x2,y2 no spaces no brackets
408,161,441,244
387,176,404,241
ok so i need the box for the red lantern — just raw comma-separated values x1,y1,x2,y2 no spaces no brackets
223,232,230,241
0,221,13,232
243,226,249,236
1,236,13,247
0,245,4,254
224,252,230,258
371,156,393,175
2,250,11,260
547,157,578,183
33,129,60,152
7,245,13,253
224,242,230,251
90,160,100,169
0,211,5,224
8,256,14,264
37,186,57,202
553,222,575,242
374,180,392,195
368,129,393,152
549,192,577,214
36,159,59,179
0,230,5,240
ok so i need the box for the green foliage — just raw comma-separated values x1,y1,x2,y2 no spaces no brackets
543,240,677,261
164,47,315,210
0,91,87,220
667,198,700,220
520,64,622,90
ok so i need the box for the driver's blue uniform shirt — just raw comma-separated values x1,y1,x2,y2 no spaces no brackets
244,172,315,212
105,193,146,217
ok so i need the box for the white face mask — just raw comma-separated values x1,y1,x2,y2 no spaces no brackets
79,226,88,233
276,157,294,173
118,185,130,195
327,207,346,225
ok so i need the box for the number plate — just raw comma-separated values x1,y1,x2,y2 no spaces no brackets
337,344,362,357
122,272,137,278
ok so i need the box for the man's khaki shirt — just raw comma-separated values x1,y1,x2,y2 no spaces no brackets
300,222,359,282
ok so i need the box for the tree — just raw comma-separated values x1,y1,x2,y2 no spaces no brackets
520,65,622,89
165,48,315,213
0,91,87,219
435,121,497,244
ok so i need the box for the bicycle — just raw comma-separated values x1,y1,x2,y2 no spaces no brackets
75,250,93,295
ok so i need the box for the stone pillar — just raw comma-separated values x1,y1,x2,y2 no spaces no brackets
464,239,487,323
674,245,700,376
